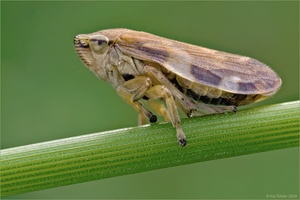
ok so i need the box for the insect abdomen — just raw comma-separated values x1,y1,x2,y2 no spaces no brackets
175,75,265,106
185,89,262,106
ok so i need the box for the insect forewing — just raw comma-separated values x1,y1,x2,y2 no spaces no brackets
112,29,281,96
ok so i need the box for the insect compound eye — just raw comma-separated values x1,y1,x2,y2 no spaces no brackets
89,35,109,53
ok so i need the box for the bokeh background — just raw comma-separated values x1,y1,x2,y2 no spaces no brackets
2,1,299,199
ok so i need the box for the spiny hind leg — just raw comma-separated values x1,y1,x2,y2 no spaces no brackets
213,105,237,113
194,102,237,116
146,85,187,146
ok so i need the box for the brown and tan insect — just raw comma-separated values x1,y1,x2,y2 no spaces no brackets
74,28,281,146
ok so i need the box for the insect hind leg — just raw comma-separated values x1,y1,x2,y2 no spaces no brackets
193,102,237,116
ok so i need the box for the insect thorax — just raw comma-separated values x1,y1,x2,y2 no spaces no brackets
111,46,144,76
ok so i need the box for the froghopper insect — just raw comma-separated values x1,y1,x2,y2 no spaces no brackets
74,28,282,147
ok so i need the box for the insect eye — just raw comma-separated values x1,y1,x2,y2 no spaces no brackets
89,35,109,53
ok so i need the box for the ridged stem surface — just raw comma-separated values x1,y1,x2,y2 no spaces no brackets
1,101,299,197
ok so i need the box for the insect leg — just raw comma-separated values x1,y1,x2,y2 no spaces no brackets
147,99,171,122
209,105,237,113
136,101,158,124
109,66,157,125
116,76,158,125
219,105,237,113
193,102,237,116
145,85,187,147
143,65,197,117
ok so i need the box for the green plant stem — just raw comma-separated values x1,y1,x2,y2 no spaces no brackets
1,101,299,197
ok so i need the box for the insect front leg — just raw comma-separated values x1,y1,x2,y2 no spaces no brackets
116,76,158,125
145,85,187,147
109,66,157,125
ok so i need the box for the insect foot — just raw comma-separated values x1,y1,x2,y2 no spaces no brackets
176,126,187,147
149,115,157,123
233,106,238,113
178,138,187,147
187,109,197,117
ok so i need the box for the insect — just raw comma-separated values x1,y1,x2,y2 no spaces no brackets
74,28,281,147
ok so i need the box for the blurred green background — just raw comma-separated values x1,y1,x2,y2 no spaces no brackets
1,1,299,199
